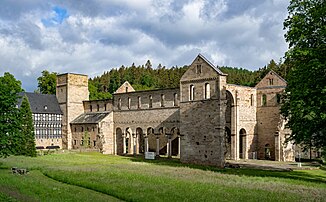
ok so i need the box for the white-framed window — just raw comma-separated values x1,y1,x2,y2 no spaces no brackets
204,83,210,99
189,85,195,101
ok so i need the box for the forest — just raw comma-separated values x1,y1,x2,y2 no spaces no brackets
87,59,289,100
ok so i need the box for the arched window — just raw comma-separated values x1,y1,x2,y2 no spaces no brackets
138,96,141,109
262,94,267,106
149,95,153,108
128,97,131,109
118,98,121,110
250,94,254,106
204,83,210,99
161,94,165,107
173,93,178,106
189,85,195,101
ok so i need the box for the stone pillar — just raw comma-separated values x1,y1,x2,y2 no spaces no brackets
231,134,236,160
132,133,137,156
122,134,126,155
275,131,281,161
167,134,172,158
177,135,181,157
155,134,160,157
144,134,149,153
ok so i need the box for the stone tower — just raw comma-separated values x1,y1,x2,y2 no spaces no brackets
179,54,227,167
56,73,89,149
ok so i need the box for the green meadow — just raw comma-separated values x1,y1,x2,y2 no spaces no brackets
0,152,325,202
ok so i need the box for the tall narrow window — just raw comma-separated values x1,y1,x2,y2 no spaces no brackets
204,83,210,99
97,104,100,111
128,97,131,109
118,98,121,110
90,105,92,112
161,94,165,107
269,79,274,85
276,93,281,104
262,94,267,106
250,94,254,106
104,104,107,111
173,93,178,106
138,96,141,109
126,87,128,92
189,85,195,101
196,64,202,74
149,95,153,108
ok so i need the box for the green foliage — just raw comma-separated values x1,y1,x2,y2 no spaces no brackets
18,96,36,157
0,72,23,157
281,0,326,149
37,70,57,94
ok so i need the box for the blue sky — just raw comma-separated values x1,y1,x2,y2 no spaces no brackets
0,0,289,91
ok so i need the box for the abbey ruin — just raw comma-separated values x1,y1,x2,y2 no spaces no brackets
37,54,295,167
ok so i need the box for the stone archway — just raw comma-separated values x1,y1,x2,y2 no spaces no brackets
225,127,231,159
171,127,180,156
136,127,144,154
239,128,247,159
225,90,236,159
116,128,123,155
147,127,155,152
125,128,132,154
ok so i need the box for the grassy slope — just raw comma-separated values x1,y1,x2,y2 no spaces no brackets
0,152,325,202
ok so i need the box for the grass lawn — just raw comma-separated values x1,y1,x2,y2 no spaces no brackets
0,152,325,202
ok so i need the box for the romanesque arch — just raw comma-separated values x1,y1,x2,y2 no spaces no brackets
136,127,144,154
170,127,180,156
225,127,231,159
239,128,247,159
147,127,155,152
125,127,132,154
116,128,123,155
225,90,236,159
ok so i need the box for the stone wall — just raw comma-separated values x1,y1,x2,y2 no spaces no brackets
83,99,113,112
113,88,180,155
179,54,226,167
56,73,89,149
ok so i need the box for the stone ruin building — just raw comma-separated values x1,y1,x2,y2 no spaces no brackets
34,54,296,167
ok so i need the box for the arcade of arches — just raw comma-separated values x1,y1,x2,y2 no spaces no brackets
116,127,181,157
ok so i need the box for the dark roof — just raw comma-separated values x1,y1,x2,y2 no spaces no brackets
18,92,63,114
71,112,110,124
198,54,227,76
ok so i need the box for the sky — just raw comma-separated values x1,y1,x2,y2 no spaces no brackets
0,0,290,92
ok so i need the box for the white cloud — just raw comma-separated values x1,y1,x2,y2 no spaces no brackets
0,0,289,91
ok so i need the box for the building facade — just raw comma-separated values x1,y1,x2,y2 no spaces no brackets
55,54,295,167
19,92,63,149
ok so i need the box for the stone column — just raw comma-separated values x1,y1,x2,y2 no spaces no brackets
132,133,137,156
230,134,236,160
155,134,160,157
177,135,181,157
122,134,126,155
167,134,172,158
144,134,149,153
275,131,281,161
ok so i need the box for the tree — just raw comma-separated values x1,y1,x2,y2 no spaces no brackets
19,96,36,157
0,72,23,157
37,70,57,94
281,0,326,149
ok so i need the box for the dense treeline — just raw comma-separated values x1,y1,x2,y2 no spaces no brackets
88,59,290,100
88,60,188,100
